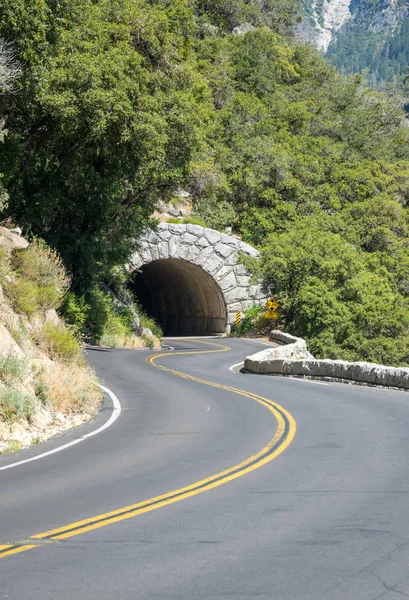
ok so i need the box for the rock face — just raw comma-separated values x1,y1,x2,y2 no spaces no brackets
130,223,267,330
244,329,409,389
299,0,409,83
298,0,352,51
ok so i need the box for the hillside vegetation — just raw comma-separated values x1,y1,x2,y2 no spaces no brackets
0,229,101,453
2,1,409,364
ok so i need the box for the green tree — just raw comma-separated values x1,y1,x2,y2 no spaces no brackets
1,0,213,290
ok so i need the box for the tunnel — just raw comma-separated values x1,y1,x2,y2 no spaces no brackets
131,259,227,336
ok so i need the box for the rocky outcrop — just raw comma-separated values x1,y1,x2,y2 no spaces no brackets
244,329,409,390
298,0,351,51
0,226,29,251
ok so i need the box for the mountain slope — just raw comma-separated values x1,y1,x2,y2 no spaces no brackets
299,0,409,85
298,0,352,51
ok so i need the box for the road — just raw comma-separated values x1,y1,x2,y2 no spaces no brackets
1,337,409,599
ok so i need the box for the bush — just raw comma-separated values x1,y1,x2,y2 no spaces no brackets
193,197,236,231
260,219,409,366
99,312,130,347
5,239,69,317
136,305,163,339
231,305,270,336
82,286,112,341
38,322,81,362
0,385,35,422
142,333,154,349
59,292,90,335
0,355,27,385
34,378,50,406
61,286,163,347
5,278,40,316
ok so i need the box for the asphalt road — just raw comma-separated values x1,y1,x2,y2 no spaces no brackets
1,337,409,600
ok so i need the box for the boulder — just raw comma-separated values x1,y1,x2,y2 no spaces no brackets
142,327,153,339
232,23,256,36
30,407,54,430
0,226,29,251
9,422,31,445
0,324,24,357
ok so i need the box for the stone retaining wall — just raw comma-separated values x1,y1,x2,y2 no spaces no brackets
244,330,409,390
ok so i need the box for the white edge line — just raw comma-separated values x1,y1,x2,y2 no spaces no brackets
286,377,329,386
229,361,244,372
0,385,121,472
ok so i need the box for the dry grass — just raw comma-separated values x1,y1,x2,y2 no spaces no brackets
40,361,102,415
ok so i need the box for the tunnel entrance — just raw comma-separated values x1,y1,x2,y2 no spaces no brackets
131,259,227,336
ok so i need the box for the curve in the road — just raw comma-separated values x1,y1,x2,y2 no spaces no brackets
0,339,296,559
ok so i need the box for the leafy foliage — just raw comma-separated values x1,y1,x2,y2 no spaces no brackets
0,385,34,422
2,0,409,364
0,355,27,385
4,240,69,316
230,304,270,336
259,218,409,365
37,322,81,362
0,0,213,291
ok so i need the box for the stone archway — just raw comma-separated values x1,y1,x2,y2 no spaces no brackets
130,223,266,335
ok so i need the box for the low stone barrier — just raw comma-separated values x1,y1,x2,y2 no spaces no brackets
244,330,409,389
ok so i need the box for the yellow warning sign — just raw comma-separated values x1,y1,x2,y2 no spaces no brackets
265,310,279,320
235,312,241,326
265,298,279,320
266,299,279,311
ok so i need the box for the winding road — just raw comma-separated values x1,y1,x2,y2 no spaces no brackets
1,338,409,599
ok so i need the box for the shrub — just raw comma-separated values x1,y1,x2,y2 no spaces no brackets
62,286,163,347
0,354,27,385
0,385,35,422
99,312,129,347
5,278,39,316
142,333,154,349
99,333,119,348
38,322,81,362
82,286,112,341
193,197,236,231
59,292,90,335
5,239,69,316
231,305,270,336
34,379,50,406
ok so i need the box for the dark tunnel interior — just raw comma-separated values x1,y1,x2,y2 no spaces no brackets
130,259,227,336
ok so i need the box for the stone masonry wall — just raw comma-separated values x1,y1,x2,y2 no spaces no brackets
130,223,267,329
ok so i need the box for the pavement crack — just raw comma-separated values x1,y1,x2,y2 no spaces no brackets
370,568,409,599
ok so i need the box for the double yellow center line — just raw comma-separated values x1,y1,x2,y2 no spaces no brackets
0,340,296,559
